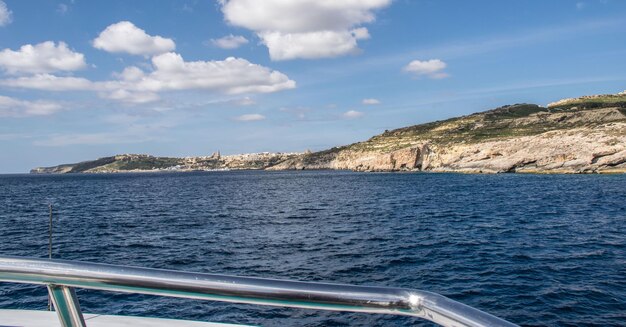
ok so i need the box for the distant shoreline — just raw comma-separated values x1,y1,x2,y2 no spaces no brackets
30,92,626,175
6,168,626,176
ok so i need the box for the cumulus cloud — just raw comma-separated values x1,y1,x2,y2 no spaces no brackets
219,0,390,60
92,21,176,56
362,98,380,105
0,41,87,74
220,0,389,32
403,59,449,79
260,28,370,60
0,95,63,117
0,1,11,26
211,35,249,49
1,52,296,103
108,52,296,95
343,110,364,119
234,113,265,121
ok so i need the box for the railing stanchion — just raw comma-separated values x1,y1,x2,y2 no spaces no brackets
47,284,86,327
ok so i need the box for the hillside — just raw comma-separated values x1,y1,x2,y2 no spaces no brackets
31,152,301,174
32,92,626,174
547,91,626,110
270,92,626,173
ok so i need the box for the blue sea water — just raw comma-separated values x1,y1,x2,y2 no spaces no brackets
0,171,624,326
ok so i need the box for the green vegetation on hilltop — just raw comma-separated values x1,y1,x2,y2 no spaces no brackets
88,156,182,172
352,104,549,151
482,104,548,120
548,93,626,110
346,101,626,153
60,155,183,173
68,156,118,173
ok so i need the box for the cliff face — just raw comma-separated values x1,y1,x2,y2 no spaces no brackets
269,99,626,173
30,164,75,174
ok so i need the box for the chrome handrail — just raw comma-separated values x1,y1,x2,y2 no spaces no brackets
0,256,517,327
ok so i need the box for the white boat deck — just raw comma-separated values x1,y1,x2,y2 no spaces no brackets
0,310,251,327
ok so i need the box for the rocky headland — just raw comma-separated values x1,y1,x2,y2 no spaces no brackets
30,152,302,174
32,92,626,174
270,92,626,173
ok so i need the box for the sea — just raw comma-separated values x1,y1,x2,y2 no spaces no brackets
0,171,624,326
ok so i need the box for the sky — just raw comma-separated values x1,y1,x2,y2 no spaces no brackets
0,0,625,173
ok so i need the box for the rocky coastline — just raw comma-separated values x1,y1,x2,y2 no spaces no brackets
30,152,302,174
31,92,626,174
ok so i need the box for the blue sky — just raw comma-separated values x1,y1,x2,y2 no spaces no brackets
0,0,625,173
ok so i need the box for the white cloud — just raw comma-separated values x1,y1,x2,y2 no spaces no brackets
110,52,295,94
113,66,145,81
0,95,63,117
0,41,87,74
34,132,150,146
351,27,370,40
182,4,194,12
0,1,11,26
259,28,369,60
0,133,33,141
92,21,176,56
219,0,390,60
403,59,449,79
280,106,310,120
34,121,171,146
362,98,380,105
342,110,364,119
0,74,94,91
235,97,256,106
1,53,296,103
211,35,249,49
220,0,390,32
101,89,160,104
234,113,265,121
57,4,69,15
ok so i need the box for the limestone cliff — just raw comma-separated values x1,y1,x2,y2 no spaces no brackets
269,95,626,173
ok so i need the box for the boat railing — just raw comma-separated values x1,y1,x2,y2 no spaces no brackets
0,256,517,327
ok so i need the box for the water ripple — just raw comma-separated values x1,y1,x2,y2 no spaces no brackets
0,171,624,326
